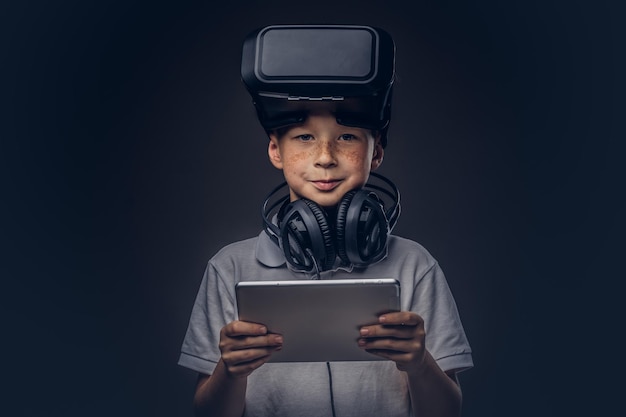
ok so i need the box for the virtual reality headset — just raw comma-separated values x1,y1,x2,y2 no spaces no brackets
241,25,395,147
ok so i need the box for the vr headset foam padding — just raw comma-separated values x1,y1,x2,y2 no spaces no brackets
241,25,395,147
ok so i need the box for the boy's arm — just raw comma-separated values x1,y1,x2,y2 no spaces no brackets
193,321,283,417
194,360,247,417
405,353,462,417
358,312,462,417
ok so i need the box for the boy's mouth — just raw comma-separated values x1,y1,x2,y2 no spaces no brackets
311,179,341,191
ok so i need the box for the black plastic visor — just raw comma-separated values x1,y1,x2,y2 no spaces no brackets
241,25,395,144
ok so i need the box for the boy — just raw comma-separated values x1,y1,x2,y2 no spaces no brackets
179,25,473,417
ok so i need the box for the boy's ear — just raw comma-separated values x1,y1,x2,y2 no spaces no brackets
268,134,284,169
370,136,384,171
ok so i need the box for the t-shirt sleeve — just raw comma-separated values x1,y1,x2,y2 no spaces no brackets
178,261,237,375
412,262,473,374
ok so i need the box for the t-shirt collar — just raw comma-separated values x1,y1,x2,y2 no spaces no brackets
254,228,358,275
255,229,286,267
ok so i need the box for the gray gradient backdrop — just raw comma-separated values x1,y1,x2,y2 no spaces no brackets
2,1,623,416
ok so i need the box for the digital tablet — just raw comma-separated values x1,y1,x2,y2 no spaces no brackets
235,278,400,362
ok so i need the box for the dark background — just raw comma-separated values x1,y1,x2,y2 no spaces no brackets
2,0,623,416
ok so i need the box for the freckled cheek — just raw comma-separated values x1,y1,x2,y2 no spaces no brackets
282,151,309,175
339,149,369,166
284,151,311,166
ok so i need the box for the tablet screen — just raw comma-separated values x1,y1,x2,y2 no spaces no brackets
235,279,400,362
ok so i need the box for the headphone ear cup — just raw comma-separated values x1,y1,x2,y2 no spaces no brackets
279,199,336,272
301,199,336,271
280,224,310,269
336,190,389,267
335,190,357,265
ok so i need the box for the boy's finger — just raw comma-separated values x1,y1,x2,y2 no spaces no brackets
231,334,284,350
378,312,422,326
359,324,415,339
229,346,281,365
224,320,268,337
358,337,419,354
224,347,282,377
226,357,268,378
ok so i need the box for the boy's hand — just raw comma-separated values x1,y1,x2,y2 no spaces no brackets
357,312,426,375
219,321,283,378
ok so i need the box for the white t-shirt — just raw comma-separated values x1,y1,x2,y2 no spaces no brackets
179,232,473,417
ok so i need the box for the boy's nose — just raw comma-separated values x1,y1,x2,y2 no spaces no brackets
314,140,338,168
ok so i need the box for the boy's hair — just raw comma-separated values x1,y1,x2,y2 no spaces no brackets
241,24,395,147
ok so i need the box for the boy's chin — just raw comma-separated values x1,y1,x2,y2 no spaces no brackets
293,184,363,208
306,195,343,210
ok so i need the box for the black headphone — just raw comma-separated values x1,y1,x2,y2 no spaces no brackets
262,172,401,275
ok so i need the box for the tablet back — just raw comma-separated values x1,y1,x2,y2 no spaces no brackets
235,279,400,362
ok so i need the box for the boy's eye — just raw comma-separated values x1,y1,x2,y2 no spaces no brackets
339,134,357,141
296,134,313,141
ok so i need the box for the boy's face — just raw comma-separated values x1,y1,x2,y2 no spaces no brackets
268,111,384,208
